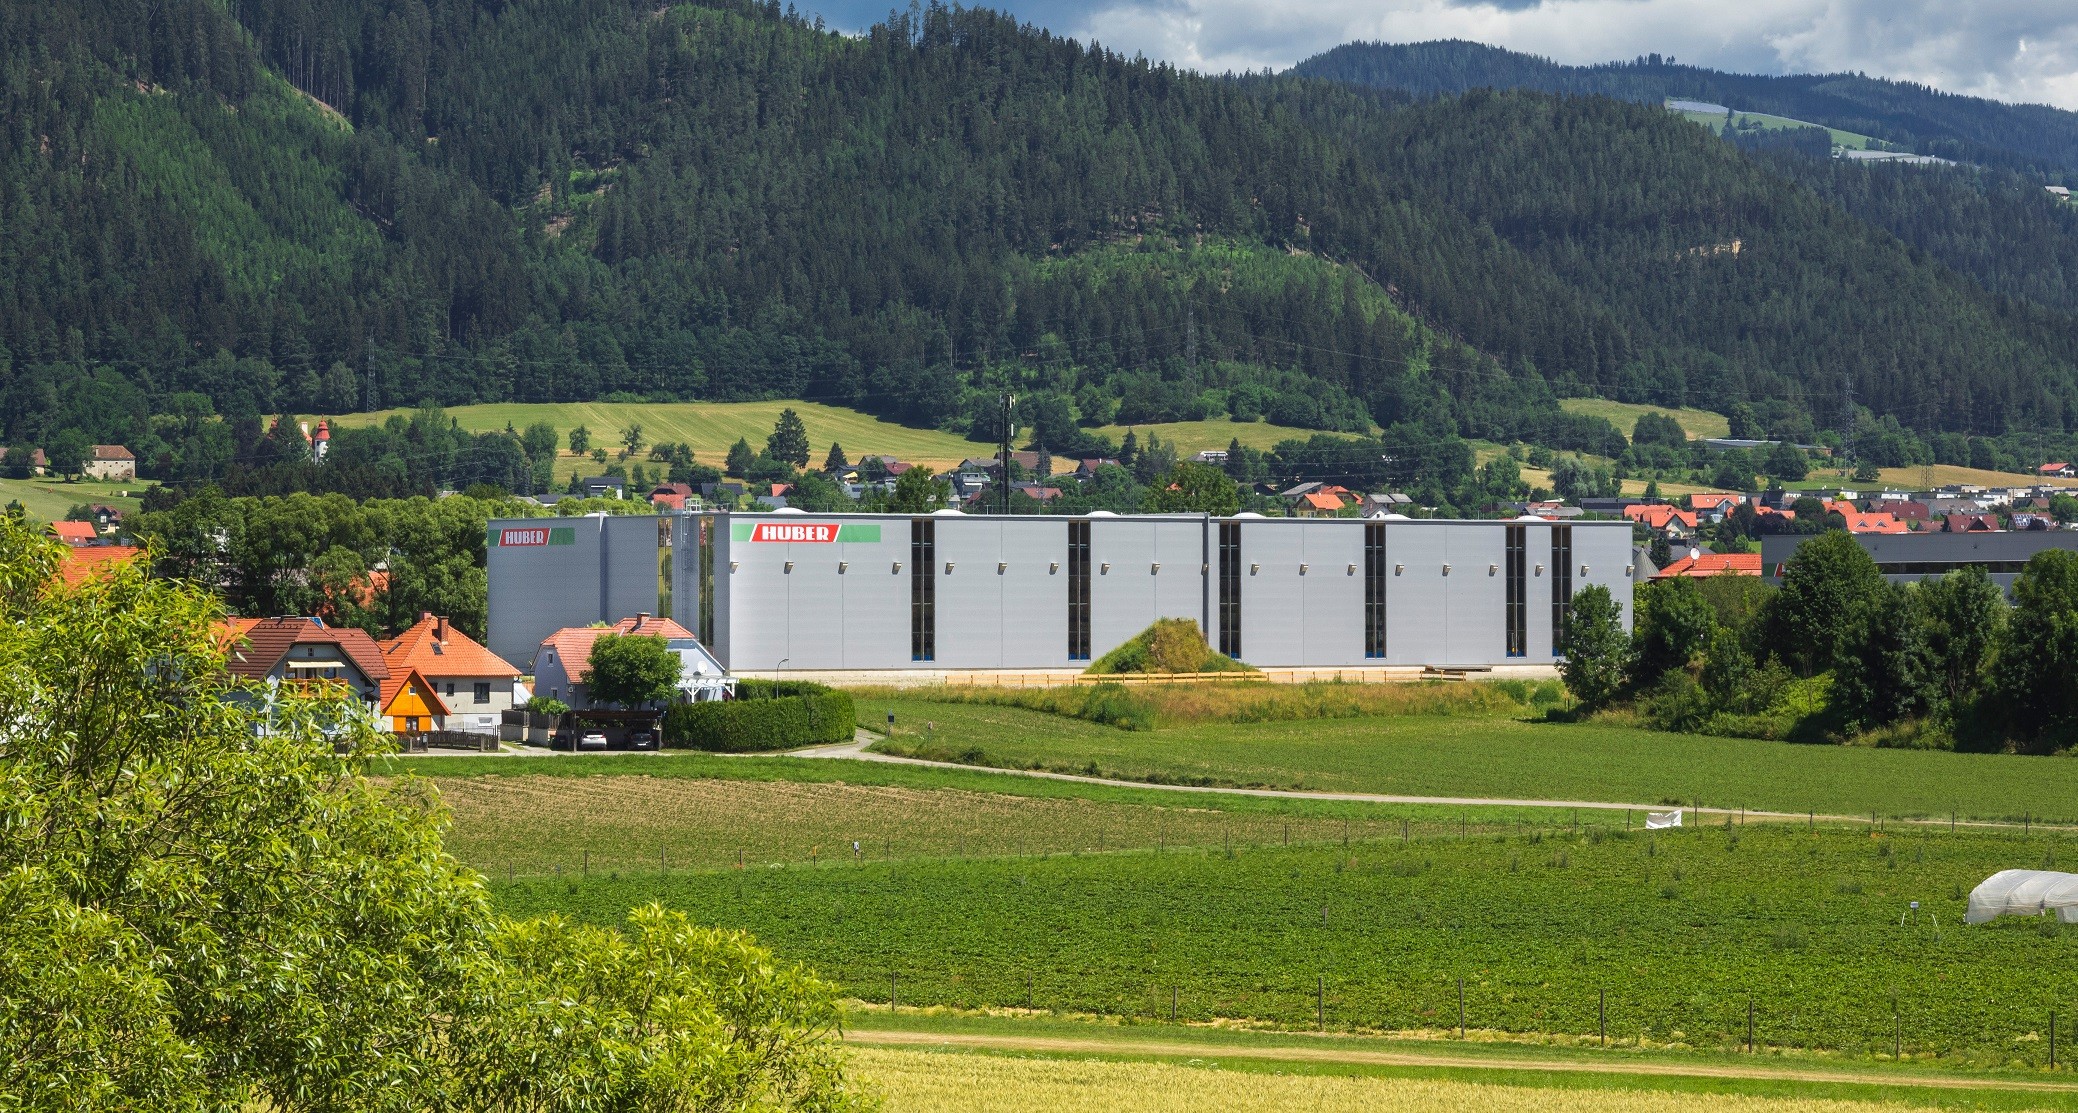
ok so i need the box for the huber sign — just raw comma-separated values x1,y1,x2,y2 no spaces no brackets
748,522,838,543
492,526,575,547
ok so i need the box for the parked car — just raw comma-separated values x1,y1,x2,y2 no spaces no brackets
577,732,608,751
626,729,657,751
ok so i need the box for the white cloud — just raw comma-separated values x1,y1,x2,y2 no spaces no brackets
1052,0,2078,109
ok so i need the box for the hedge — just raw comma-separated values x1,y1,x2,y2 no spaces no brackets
662,681,855,752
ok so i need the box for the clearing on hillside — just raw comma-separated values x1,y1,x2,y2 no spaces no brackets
1556,398,1732,443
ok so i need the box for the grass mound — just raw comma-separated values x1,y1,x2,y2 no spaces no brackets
1085,618,1255,676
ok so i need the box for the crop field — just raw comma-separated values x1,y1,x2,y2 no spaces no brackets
857,696,2078,822
328,399,985,472
1872,464,2076,493
495,822,2078,1067
430,772,1551,876
850,1045,2029,1113
1556,398,1732,442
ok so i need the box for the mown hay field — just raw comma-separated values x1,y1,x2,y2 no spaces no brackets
859,696,2078,823
850,1046,2057,1113
497,823,2078,1067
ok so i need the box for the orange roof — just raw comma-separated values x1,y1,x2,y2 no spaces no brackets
48,521,98,544
381,614,521,682
1298,492,1345,512
2042,463,2071,473
57,544,141,585
1624,504,1697,530
650,492,687,510
1653,552,1762,579
1688,493,1744,510
1843,511,1908,535
535,614,695,675
1753,505,1797,519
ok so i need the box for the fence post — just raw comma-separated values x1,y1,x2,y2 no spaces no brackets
1171,986,1177,1022
1894,1009,1900,1060
1458,977,1466,1038
1747,997,1755,1053
1318,975,1325,1030
1600,988,1607,1047
583,850,589,876
891,973,898,1012
1027,973,1034,1010
2053,1011,2058,1069
660,847,666,874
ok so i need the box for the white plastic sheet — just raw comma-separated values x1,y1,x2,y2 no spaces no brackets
1965,869,2078,924
1645,809,1682,829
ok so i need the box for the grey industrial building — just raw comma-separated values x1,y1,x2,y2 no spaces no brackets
1761,530,2078,593
487,511,1636,674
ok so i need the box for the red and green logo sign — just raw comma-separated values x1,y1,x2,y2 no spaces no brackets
733,521,882,543
491,526,576,547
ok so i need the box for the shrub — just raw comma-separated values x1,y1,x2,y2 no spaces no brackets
663,681,855,752
525,695,570,716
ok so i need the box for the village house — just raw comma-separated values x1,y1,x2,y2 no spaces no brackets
377,613,526,736
47,521,99,546
1651,551,1762,580
83,445,136,482
531,614,729,708
220,616,389,720
1,447,46,475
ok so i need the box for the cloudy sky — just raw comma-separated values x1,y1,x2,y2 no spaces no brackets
803,0,2078,109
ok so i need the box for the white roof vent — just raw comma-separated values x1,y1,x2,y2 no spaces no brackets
1087,510,1119,517
1382,513,1412,520
1514,514,1546,522
931,508,966,516
771,506,807,515
1233,511,1266,519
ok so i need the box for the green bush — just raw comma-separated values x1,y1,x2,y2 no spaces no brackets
663,682,855,752
1086,618,1255,675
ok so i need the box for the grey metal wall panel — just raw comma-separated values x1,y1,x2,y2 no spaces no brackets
1445,525,1507,665
839,528,909,669
782,531,848,670
1526,522,1557,659
1383,524,1447,666
724,525,791,673
712,523,734,668
603,515,663,627
1151,520,1208,628
1575,524,1637,631
1239,522,1307,666
486,515,661,669
934,517,1004,667
1302,521,1365,666
1089,519,1159,657
1001,520,1069,667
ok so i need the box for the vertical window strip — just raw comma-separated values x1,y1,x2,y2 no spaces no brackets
1505,524,1527,658
1217,522,1242,658
1551,524,1573,654
1363,522,1387,659
1067,520,1092,660
911,518,936,662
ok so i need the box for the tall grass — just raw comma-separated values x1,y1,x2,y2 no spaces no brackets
849,679,1565,732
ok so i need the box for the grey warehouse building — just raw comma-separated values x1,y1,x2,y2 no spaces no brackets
487,511,1636,674
1761,530,2078,594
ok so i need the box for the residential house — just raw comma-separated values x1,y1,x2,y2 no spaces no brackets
87,504,122,529
950,471,993,501
1686,493,1745,522
1623,503,1699,540
83,445,136,482
1651,552,1762,580
1,447,46,475
1839,509,1908,535
1072,458,1121,480
1192,449,1230,465
378,613,526,735
2041,462,2077,479
1361,492,1413,516
1013,482,1063,504
698,480,747,503
221,616,389,719
1888,500,1933,524
532,614,715,709
858,455,915,477
2012,513,2057,531
1292,491,1348,518
48,521,100,546
1517,500,1584,520
1941,513,2001,533
579,476,626,500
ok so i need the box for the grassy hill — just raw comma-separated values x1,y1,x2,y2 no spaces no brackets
1555,399,1731,443
330,401,987,474
0,476,146,524
1669,104,1882,150
1092,418,1353,458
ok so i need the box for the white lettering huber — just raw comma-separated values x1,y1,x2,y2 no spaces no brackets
499,528,550,547
749,522,837,543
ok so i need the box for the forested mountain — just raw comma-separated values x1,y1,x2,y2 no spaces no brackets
1293,40,2078,175
9,0,2078,484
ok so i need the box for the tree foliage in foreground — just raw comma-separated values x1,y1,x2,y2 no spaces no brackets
0,519,869,1111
